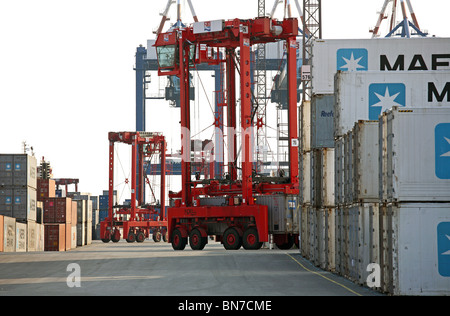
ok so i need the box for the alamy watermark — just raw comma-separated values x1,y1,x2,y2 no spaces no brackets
366,263,381,288
67,263,81,288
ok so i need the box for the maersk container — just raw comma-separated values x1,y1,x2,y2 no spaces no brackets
379,202,450,295
334,70,450,137
311,94,335,148
380,107,450,202
352,121,379,203
311,37,450,95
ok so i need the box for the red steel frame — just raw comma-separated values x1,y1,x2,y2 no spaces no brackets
154,17,299,250
100,131,168,243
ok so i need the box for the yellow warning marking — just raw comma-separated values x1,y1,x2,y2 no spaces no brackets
286,253,363,296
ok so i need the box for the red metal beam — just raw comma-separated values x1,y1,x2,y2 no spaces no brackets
287,36,299,188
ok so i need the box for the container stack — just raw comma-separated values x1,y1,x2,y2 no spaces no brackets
378,107,450,295
299,95,336,272
302,36,450,295
0,154,37,222
0,154,45,252
334,120,380,284
42,196,73,251
90,195,100,240
97,190,117,234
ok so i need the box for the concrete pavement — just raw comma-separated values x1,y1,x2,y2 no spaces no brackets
0,240,383,297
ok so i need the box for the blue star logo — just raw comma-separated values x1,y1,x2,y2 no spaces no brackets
437,222,450,277
336,48,368,71
435,123,450,179
368,83,406,120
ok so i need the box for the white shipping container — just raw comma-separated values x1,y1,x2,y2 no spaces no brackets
312,148,335,207
334,71,450,137
321,148,335,207
312,37,450,95
335,203,379,286
334,136,345,206
380,202,450,295
300,151,311,204
352,121,379,203
301,100,311,151
380,107,450,202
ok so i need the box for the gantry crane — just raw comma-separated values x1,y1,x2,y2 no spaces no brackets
154,14,300,250
100,131,168,243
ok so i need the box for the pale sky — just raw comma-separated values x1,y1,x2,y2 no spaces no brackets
0,0,449,201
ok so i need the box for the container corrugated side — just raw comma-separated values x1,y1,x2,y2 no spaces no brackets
311,37,450,95
334,70,450,137
15,222,27,252
37,179,55,201
311,94,335,148
255,195,299,235
44,223,65,251
381,202,450,295
352,120,379,203
334,203,380,286
300,151,311,204
311,148,334,207
71,225,77,249
12,187,37,222
334,136,345,206
43,197,72,224
27,220,37,251
321,148,335,207
381,107,450,202
77,222,85,246
343,131,354,204
301,100,311,152
3,216,15,252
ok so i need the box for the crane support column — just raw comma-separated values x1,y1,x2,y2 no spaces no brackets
108,140,114,221
287,35,299,187
239,28,254,205
226,48,238,181
179,33,192,207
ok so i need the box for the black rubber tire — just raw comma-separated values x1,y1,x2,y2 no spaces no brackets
126,232,136,243
153,231,162,242
189,229,207,250
136,231,145,243
276,235,294,249
172,228,187,250
223,227,242,250
242,227,263,250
